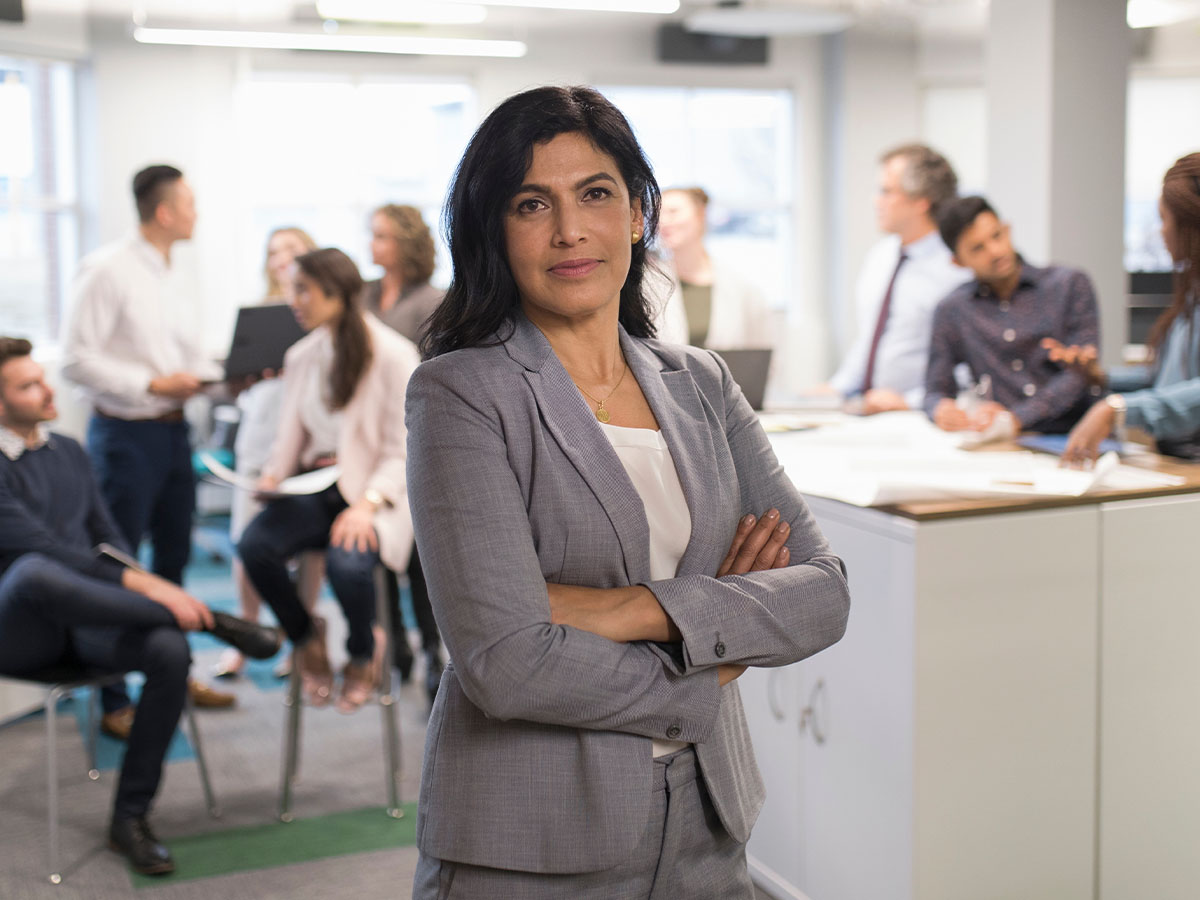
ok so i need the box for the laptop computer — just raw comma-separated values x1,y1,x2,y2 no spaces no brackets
714,348,773,411
224,304,307,380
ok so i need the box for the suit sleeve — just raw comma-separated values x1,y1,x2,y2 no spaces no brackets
644,355,850,671
406,363,723,743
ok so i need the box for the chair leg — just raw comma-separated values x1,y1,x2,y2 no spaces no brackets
375,567,403,819
46,686,64,885
184,698,221,818
279,651,303,823
86,687,100,781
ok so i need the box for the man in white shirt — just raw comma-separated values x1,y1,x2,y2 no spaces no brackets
63,165,231,725
827,144,971,413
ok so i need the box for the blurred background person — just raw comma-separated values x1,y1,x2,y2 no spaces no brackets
1062,152,1200,463
62,163,233,732
655,187,771,349
823,145,970,414
239,248,419,713
215,226,321,680
362,203,445,701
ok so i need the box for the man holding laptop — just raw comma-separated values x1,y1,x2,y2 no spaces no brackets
62,164,233,725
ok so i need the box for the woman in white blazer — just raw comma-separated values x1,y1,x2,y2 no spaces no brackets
238,248,420,712
407,85,850,899
654,186,772,349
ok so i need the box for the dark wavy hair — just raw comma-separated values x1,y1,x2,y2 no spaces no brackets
294,248,371,410
1148,152,1200,355
421,85,662,359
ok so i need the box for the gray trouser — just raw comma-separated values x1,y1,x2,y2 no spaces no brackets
412,747,755,900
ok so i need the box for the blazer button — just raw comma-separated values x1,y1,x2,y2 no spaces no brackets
714,641,727,658
666,724,682,740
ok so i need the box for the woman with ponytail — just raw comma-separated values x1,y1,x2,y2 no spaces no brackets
1062,152,1200,464
238,247,420,711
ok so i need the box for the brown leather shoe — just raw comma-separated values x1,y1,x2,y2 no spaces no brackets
187,679,236,709
100,706,136,741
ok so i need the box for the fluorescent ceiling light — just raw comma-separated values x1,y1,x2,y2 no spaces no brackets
684,7,853,36
447,0,678,13
132,26,526,57
316,0,488,25
1126,0,1200,28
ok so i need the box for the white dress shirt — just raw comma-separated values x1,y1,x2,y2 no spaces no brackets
599,421,692,758
62,234,222,419
830,230,971,407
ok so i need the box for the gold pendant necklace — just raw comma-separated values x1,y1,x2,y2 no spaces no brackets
576,356,628,424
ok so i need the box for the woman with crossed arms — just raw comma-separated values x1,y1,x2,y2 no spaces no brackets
406,85,850,898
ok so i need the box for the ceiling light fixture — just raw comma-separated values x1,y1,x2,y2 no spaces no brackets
315,0,489,25
1126,0,1200,28
132,26,526,57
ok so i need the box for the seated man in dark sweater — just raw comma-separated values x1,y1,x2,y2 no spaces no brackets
925,196,1102,435
0,336,280,875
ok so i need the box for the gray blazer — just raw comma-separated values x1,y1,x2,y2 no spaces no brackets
406,313,850,874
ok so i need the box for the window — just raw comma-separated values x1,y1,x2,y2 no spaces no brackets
232,75,475,292
598,85,794,311
1125,75,1200,272
0,57,78,346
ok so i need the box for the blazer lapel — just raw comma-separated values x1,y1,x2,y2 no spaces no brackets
620,332,725,576
506,316,651,584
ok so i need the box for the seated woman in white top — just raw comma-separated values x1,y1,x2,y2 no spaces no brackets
217,225,319,680
654,186,771,349
238,248,420,711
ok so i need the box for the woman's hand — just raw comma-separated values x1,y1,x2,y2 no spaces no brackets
716,508,790,577
330,501,379,553
718,664,747,685
253,473,281,501
547,584,676,643
1061,399,1116,468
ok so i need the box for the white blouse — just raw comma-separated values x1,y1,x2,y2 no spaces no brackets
297,328,344,468
599,422,693,757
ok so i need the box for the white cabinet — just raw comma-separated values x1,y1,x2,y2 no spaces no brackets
746,500,1101,900
1098,494,1200,900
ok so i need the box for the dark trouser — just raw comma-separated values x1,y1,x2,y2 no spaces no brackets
87,413,195,714
0,554,190,819
238,485,380,664
388,543,441,657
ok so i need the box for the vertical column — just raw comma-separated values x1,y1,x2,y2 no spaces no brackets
986,0,1130,362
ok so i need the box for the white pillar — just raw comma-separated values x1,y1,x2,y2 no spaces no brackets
986,0,1130,361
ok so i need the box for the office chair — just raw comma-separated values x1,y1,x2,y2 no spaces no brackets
9,665,218,884
278,565,403,822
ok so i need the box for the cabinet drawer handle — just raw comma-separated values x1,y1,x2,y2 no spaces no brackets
799,678,827,745
767,669,786,721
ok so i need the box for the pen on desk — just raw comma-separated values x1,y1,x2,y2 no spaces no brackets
991,479,1035,486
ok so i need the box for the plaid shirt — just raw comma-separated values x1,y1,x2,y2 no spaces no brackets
923,262,1102,433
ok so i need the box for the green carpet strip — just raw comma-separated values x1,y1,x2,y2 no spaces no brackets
131,804,417,887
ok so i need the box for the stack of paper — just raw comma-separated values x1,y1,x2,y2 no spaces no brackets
768,412,1183,507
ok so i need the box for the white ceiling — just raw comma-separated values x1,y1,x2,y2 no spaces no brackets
20,0,1200,39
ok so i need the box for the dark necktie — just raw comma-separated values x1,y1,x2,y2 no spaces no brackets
862,251,908,393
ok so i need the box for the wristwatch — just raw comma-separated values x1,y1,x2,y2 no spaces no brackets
363,488,386,509
1104,394,1127,443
